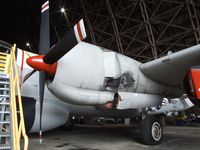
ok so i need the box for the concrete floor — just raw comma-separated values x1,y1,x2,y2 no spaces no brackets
28,125,200,150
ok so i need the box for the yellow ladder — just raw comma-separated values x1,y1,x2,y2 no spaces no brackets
0,44,29,150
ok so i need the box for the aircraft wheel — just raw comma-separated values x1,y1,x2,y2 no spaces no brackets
64,118,74,130
140,115,163,145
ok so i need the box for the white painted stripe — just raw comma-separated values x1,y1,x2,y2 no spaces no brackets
74,19,86,43
42,1,49,8
41,1,49,13
41,5,49,13
74,24,81,42
79,19,86,39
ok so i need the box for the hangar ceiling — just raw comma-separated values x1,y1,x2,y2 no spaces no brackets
52,0,200,62
0,0,200,62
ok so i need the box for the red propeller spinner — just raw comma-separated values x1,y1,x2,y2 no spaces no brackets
26,55,57,76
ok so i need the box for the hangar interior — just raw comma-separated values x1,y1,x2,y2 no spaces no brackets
51,0,200,62
1,0,200,150
1,0,200,62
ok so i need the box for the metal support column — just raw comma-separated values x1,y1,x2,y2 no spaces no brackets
80,0,97,45
52,22,60,41
63,11,71,29
139,0,157,59
186,0,200,44
105,0,123,54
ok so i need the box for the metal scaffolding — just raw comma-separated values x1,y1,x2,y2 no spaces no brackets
80,0,97,45
52,0,200,62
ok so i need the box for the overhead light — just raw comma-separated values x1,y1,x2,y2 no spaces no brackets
26,42,30,47
26,42,32,51
61,8,65,13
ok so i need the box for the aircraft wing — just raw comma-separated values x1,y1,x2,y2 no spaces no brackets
139,44,200,86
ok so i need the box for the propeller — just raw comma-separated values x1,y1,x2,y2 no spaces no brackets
27,18,86,67
25,0,87,140
26,18,86,77
23,69,36,83
43,18,86,64
38,0,50,139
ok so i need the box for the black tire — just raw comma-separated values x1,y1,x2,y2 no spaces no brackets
63,119,74,131
140,115,163,145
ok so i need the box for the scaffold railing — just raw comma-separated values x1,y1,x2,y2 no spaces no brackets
0,44,29,150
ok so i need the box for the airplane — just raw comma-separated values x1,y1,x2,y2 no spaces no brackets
0,0,199,145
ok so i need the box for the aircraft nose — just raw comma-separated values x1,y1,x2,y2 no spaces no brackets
26,55,57,76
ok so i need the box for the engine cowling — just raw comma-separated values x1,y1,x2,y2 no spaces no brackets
47,42,115,105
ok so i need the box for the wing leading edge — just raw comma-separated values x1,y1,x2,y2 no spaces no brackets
139,45,200,86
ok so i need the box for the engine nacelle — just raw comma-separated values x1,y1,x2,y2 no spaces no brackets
47,42,116,105
47,42,178,106
184,66,200,106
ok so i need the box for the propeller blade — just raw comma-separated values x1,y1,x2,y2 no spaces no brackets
23,69,36,83
39,71,45,136
43,19,86,64
38,0,50,138
39,0,50,54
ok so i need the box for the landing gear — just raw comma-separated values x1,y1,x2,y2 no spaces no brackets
63,118,74,130
140,115,163,145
